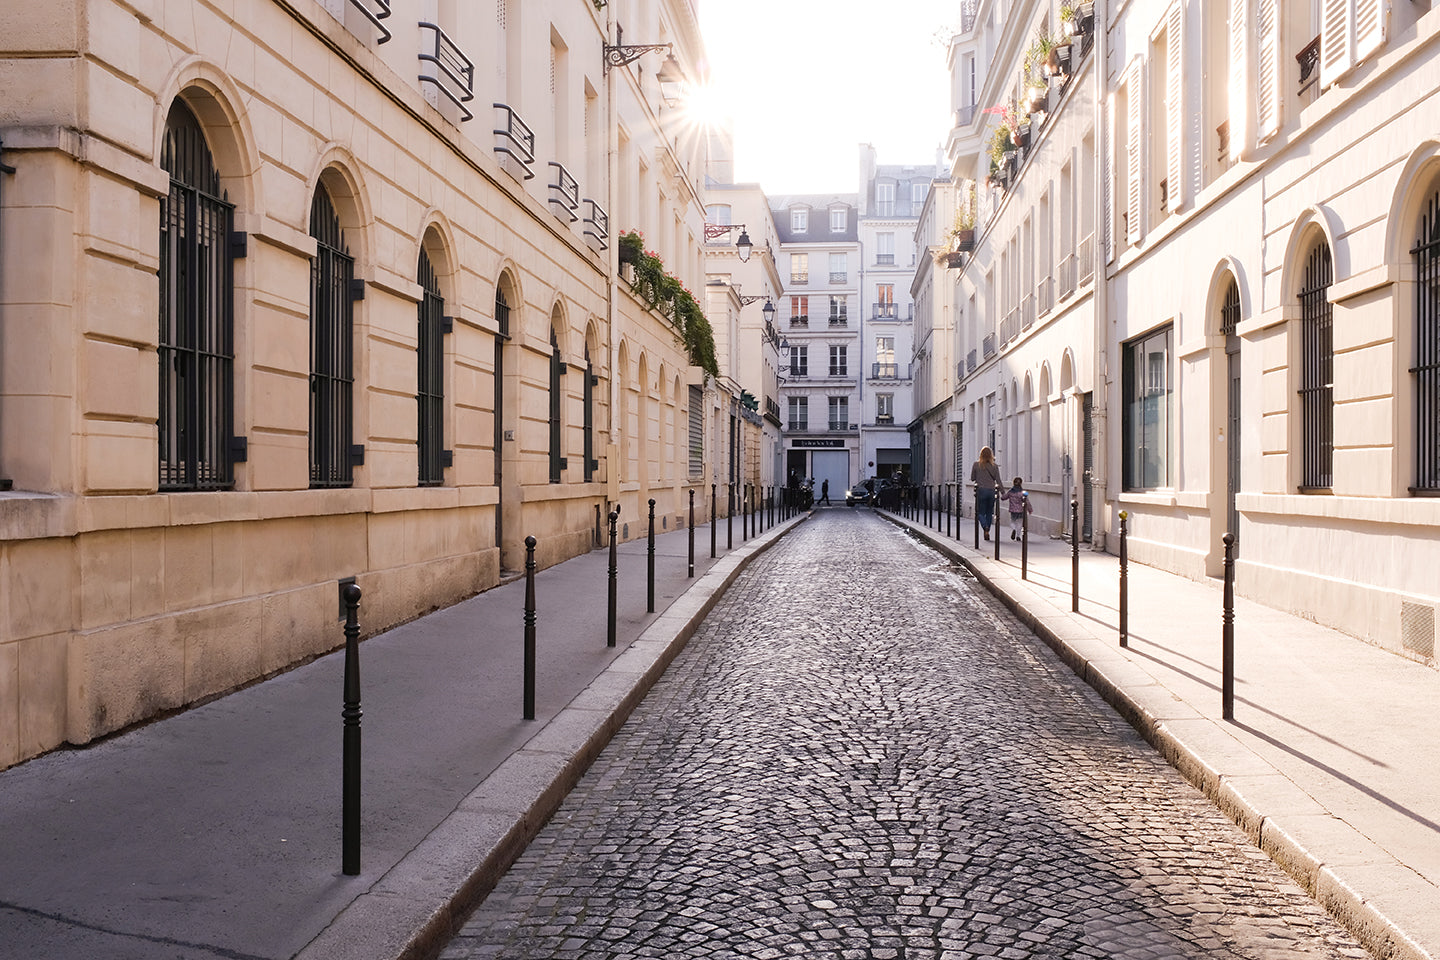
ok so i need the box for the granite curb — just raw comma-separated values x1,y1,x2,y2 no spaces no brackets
883,511,1435,960
294,513,810,960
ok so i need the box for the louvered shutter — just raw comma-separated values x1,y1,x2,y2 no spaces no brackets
1320,0,1351,87
1166,2,1185,211
1105,88,1116,263
1126,65,1142,245
1256,0,1280,140
1228,0,1248,161
1355,0,1388,62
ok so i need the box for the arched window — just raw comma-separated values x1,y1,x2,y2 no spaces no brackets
417,248,445,486
1414,184,1440,493
494,287,509,487
583,342,596,482
309,185,354,488
1298,242,1334,491
159,100,236,491
549,326,563,483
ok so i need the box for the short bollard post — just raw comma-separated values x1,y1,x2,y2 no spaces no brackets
1070,498,1080,613
930,486,936,528
1021,494,1030,580
341,582,363,876
742,486,749,541
946,484,953,539
1118,511,1129,648
1222,532,1236,720
523,536,537,720
607,508,619,648
993,494,1002,561
688,488,695,578
710,483,717,558
973,485,980,550
646,499,656,614
727,483,733,550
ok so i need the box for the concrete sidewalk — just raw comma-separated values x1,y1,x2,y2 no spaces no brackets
880,504,1439,960
0,509,805,960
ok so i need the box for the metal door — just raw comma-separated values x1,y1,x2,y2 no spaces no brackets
1081,392,1094,540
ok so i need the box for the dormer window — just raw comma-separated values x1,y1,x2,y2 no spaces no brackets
830,207,846,232
791,207,808,232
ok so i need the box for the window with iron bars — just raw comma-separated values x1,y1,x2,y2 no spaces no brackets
309,185,355,488
1298,243,1333,491
549,327,564,483
1413,184,1440,493
158,100,237,492
417,249,446,486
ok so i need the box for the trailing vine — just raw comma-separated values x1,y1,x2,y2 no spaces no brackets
618,230,719,380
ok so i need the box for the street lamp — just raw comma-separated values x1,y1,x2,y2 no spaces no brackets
704,222,753,262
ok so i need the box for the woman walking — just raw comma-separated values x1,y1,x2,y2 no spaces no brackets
970,446,1003,541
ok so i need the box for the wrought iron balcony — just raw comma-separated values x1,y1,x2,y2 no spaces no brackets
875,254,895,265
1297,35,1321,105
1039,275,1054,316
828,314,848,327
1022,293,1035,331
348,0,391,42
493,103,535,180
582,198,608,251
765,396,782,425
871,362,909,380
1058,254,1076,300
982,334,996,358
829,271,847,284
789,314,809,327
548,162,579,223
873,302,897,319
418,22,474,121
966,349,977,374
1078,232,1095,283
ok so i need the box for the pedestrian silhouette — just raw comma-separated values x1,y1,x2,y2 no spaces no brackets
820,479,831,505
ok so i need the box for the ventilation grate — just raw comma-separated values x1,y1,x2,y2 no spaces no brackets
1400,601,1436,660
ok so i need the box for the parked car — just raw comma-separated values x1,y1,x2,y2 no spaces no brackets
846,477,882,506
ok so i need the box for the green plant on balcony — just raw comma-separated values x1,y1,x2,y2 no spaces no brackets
617,230,719,379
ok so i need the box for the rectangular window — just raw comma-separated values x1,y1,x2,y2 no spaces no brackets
876,182,895,217
877,336,895,364
828,397,849,430
792,208,808,232
788,396,808,431
789,295,808,322
790,252,809,284
789,344,808,377
877,232,895,265
829,252,847,283
830,207,846,232
877,393,894,423
876,283,894,318
1122,325,1173,490
829,345,848,376
829,295,847,323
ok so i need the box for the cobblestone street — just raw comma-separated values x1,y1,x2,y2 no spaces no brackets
440,511,1369,960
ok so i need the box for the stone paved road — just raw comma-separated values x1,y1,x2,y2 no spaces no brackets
441,511,1369,960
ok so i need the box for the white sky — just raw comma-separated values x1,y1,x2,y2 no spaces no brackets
697,0,960,195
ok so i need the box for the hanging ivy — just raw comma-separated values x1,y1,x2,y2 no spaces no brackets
617,230,719,380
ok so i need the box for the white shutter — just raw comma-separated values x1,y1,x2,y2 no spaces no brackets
1126,65,1142,245
1256,0,1280,141
1166,2,1185,211
1228,0,1249,161
1355,0,1388,62
1105,89,1116,263
1320,0,1352,87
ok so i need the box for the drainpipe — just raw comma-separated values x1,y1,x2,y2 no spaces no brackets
0,138,14,491
604,7,620,519
1090,0,1110,549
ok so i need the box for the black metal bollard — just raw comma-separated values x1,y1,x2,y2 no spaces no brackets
946,484,953,539
742,486,749,541
341,582,363,876
1119,511,1129,647
727,484,733,550
993,493,1001,561
646,499,656,613
1021,494,1030,580
710,483,717,559
523,536,537,720
973,485,980,550
607,508,619,648
1070,498,1080,613
1222,532,1236,720
688,488,695,578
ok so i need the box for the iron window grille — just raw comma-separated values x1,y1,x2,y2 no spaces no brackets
418,21,475,121
549,329,563,483
417,249,446,486
1298,243,1334,491
159,100,238,492
584,347,597,482
309,187,356,488
493,290,509,486
1413,186,1440,493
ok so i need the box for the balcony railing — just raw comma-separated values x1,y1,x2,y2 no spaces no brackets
828,314,848,326
1039,275,1054,317
982,334,996,358
828,421,851,432
876,253,895,265
348,0,392,42
493,103,535,180
873,302,897,319
790,272,809,285
1297,35,1322,105
876,414,894,425
418,22,475,121
765,396,782,424
582,197,608,251
871,362,909,379
966,349,977,374
548,162,579,223
1078,232,1095,283
829,272,847,284
1022,293,1035,331
999,308,1019,345
789,315,809,327
1058,254,1076,300
788,421,808,432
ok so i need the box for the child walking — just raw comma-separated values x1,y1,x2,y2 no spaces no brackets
1001,476,1032,540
